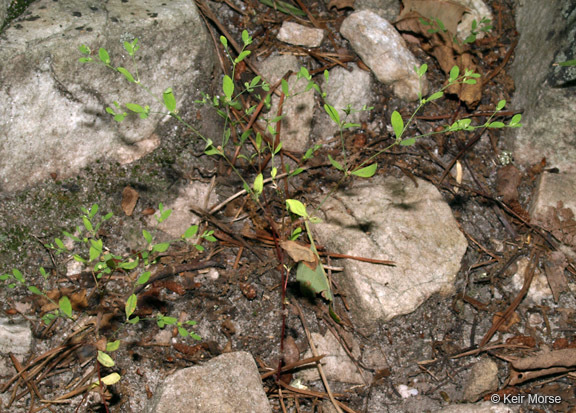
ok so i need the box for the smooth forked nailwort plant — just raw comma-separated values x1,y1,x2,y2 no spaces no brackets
76,30,522,305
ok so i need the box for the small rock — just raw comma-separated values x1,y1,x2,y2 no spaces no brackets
144,351,272,413
258,54,315,152
462,358,499,402
453,0,493,42
297,331,365,384
530,172,576,222
151,182,217,239
0,317,32,355
437,401,518,412
340,10,428,100
314,65,372,140
277,22,324,47
512,258,552,305
313,175,467,326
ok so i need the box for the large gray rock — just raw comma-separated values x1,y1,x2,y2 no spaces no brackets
340,10,428,101
144,351,272,413
508,0,576,172
0,0,215,191
313,175,467,326
0,0,9,28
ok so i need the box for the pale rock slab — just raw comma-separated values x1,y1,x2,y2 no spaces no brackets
0,317,32,355
277,21,324,47
297,331,366,384
312,175,467,326
530,172,576,221
507,0,576,172
0,0,214,191
340,10,428,101
258,54,315,152
314,65,373,141
144,351,272,413
462,358,499,402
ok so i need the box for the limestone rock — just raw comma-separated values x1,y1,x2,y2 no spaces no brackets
314,65,372,140
462,358,499,402
144,351,272,413
313,175,467,326
508,0,576,172
0,317,32,355
258,54,315,152
340,10,428,100
277,22,324,47
0,0,214,191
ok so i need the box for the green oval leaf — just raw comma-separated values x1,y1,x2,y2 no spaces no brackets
98,48,110,65
125,294,137,319
97,351,115,367
136,271,151,285
286,199,308,218
351,163,377,178
163,88,177,112
223,75,234,101
391,111,404,140
59,296,72,318
117,67,135,83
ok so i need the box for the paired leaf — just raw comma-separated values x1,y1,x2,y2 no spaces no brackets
163,88,176,112
391,111,404,140
286,199,308,218
351,163,377,178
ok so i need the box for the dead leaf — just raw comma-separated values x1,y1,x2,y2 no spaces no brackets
121,186,139,216
280,240,316,263
39,288,88,312
496,164,522,202
512,348,576,370
399,0,469,34
493,310,520,332
328,0,355,10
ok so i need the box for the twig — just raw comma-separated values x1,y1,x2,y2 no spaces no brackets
292,299,344,413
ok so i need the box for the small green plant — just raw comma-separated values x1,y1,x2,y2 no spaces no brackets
419,16,493,44
1,202,214,392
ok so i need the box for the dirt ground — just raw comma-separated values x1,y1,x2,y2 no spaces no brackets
1,0,576,412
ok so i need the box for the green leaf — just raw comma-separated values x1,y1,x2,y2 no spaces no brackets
39,267,48,280
125,294,137,318
106,340,121,352
253,173,264,195
12,269,24,283
136,271,151,285
296,260,332,301
509,114,522,127
220,36,228,49
488,121,505,128
463,79,477,85
426,91,444,102
496,100,506,111
286,199,308,218
416,63,428,77
98,48,111,64
223,75,234,101
152,242,170,253
557,59,576,67
242,30,252,46
351,163,377,178
117,67,135,83
234,50,251,64
143,229,153,244
163,88,177,112
118,259,139,270
324,104,340,125
28,285,43,295
82,216,93,232
100,372,121,386
59,296,73,318
400,138,416,146
178,327,189,337
97,351,115,367
183,225,199,239
449,66,460,81
127,315,140,324
78,57,93,63
125,103,146,113
281,78,290,96
391,111,404,140
327,154,344,171
79,44,91,55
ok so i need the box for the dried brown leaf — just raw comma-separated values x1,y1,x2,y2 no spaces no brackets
512,348,576,370
121,186,139,216
496,165,522,202
328,0,355,10
280,240,316,263
400,0,469,34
